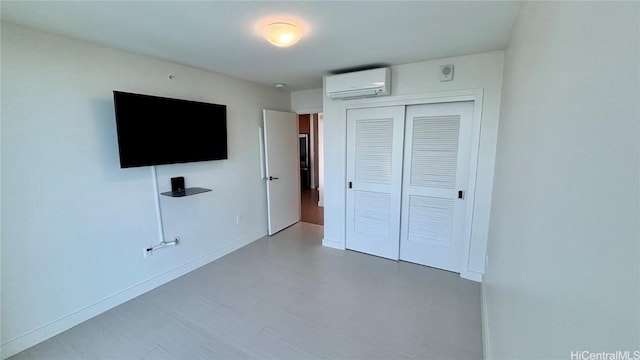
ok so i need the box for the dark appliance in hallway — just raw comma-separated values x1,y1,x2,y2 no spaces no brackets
299,133,309,189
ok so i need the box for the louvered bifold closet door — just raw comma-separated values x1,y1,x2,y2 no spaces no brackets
346,106,405,260
399,101,474,272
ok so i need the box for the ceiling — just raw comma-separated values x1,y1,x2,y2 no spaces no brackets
0,1,521,91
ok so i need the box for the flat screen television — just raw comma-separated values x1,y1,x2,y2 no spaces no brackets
113,91,227,168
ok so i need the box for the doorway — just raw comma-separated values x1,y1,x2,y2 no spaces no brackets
298,113,324,225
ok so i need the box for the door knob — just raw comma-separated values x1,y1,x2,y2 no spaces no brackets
269,176,279,181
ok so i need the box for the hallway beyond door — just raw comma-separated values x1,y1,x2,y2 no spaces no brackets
301,188,323,225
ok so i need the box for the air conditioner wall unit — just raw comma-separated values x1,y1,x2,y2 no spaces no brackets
325,67,391,100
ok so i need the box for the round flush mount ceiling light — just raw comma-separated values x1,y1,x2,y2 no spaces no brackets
261,21,303,47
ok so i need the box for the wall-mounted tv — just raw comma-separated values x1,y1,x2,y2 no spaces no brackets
113,91,227,168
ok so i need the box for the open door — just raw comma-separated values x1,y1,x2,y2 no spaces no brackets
263,109,300,235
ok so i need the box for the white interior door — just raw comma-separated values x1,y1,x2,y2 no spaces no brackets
346,106,405,260
399,101,474,272
263,109,300,235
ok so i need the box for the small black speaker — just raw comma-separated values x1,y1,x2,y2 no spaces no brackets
171,176,185,193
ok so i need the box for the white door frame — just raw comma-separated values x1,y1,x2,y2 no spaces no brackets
317,113,324,207
309,114,316,190
340,88,484,281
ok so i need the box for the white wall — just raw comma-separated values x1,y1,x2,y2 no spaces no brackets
290,88,323,114
322,51,505,279
483,2,640,358
0,23,290,358
0,35,3,356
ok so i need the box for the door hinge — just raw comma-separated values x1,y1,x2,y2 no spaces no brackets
348,181,353,189
458,190,464,199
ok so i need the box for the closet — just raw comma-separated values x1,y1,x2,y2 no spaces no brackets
345,101,474,273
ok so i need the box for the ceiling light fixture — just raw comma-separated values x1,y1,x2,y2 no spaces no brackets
261,22,303,47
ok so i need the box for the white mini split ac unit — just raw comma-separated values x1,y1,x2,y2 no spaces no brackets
325,67,391,100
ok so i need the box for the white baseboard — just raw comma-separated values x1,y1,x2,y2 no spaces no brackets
481,283,491,360
322,237,344,250
317,201,324,207
1,230,265,359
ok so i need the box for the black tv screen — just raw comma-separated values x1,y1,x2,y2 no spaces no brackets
113,91,227,168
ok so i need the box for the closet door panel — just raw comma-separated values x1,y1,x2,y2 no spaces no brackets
346,106,405,260
400,102,474,272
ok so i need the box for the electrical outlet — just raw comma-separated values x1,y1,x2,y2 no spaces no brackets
236,215,242,224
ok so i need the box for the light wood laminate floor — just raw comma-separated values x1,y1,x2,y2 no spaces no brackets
10,222,482,360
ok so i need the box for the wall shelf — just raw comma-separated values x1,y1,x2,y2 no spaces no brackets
161,187,211,197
